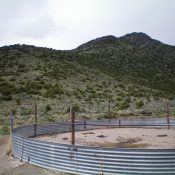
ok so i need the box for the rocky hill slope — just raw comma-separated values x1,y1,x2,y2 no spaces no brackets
0,32,175,124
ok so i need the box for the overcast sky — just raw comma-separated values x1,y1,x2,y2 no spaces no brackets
0,0,175,50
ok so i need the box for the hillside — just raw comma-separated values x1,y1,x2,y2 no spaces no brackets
0,32,175,125
74,32,175,95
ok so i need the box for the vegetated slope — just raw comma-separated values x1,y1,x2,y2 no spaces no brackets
0,32,174,124
74,32,175,96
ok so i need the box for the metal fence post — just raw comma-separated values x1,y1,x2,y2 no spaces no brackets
119,119,121,127
34,103,38,137
9,111,14,151
84,121,86,130
166,100,170,129
108,99,111,119
10,111,14,134
70,107,75,145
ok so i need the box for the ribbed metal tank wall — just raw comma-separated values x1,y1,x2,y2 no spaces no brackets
12,122,175,175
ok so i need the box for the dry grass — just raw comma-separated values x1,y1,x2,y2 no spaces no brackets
0,136,12,155
0,136,9,145
5,139,12,155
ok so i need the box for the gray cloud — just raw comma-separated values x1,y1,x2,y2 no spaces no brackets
13,16,58,39
0,0,175,49
0,0,58,41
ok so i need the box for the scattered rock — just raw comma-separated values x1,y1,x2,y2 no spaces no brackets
9,156,14,161
116,137,142,144
157,134,167,137
62,137,68,140
97,135,106,138
82,132,95,135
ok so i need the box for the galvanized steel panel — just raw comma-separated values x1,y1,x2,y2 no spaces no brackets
12,121,175,175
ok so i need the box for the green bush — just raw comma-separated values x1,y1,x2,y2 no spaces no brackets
45,104,52,112
136,100,144,108
16,98,21,105
67,104,80,113
0,126,10,135
47,117,55,122
118,99,130,110
1,95,12,101
44,89,55,98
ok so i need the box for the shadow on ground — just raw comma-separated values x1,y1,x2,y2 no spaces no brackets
2,164,70,175
0,136,70,175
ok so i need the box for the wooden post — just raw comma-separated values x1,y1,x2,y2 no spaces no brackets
34,103,38,137
10,111,14,135
70,107,75,145
8,111,14,156
108,99,111,119
166,100,170,129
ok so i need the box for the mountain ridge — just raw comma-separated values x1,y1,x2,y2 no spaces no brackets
0,32,175,122
76,32,174,50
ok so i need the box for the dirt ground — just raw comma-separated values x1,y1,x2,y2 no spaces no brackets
0,136,19,175
2,164,70,175
35,127,175,149
0,136,69,175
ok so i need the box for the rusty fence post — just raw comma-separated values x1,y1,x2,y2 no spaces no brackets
166,100,170,129
10,111,14,147
34,103,38,137
70,107,75,145
108,99,111,120
10,111,14,135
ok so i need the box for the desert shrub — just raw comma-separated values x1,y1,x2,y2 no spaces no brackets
125,97,131,103
140,110,152,116
118,83,124,88
44,84,63,98
153,96,160,101
45,104,52,112
0,126,9,135
136,100,144,108
75,95,81,99
118,99,130,110
44,89,55,98
16,86,27,93
20,109,32,115
102,81,107,88
47,117,55,122
9,77,16,81
52,84,64,94
118,92,125,98
88,93,97,99
1,88,13,96
1,95,12,101
26,88,40,95
81,78,86,82
16,98,21,105
116,97,122,101
0,77,4,82
73,90,79,96
0,82,16,96
11,109,17,114
67,104,80,113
